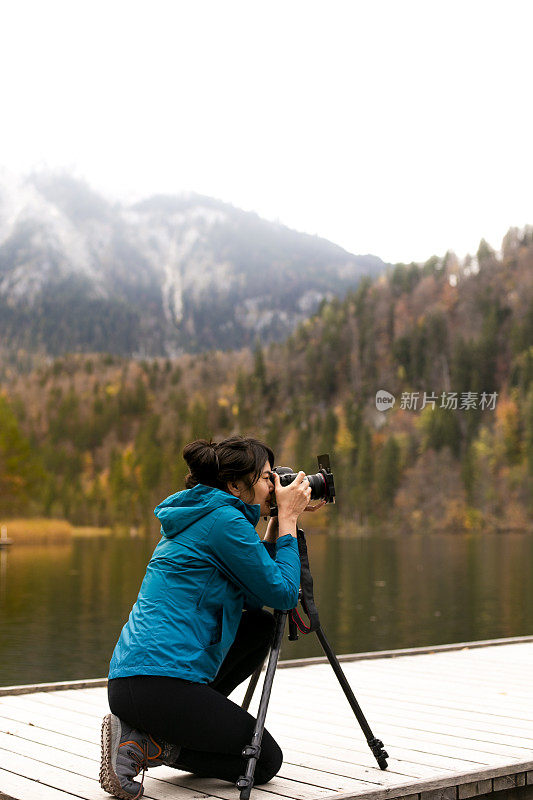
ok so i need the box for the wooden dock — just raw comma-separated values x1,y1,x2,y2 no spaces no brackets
0,637,532,800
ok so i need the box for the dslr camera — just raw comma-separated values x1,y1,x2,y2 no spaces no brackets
269,453,335,515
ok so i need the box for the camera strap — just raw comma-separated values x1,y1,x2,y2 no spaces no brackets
289,528,321,634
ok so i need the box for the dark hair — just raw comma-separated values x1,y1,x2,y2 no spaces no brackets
183,435,274,494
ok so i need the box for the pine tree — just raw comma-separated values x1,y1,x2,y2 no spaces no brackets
376,436,401,508
0,395,45,514
525,387,533,476
319,409,338,454
354,426,374,520
461,444,476,504
190,399,210,440
253,345,267,392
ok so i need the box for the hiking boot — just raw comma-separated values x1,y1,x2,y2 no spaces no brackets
100,713,180,799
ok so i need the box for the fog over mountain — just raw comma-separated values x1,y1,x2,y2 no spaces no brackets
0,171,387,356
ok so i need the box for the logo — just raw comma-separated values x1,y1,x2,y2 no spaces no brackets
376,390,396,411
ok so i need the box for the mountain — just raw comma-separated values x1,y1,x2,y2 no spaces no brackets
1,224,532,533
0,171,387,356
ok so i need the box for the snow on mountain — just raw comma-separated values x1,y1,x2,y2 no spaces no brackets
0,172,388,355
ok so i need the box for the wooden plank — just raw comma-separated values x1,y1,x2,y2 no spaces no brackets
374,647,533,666
303,679,533,716
276,762,383,793
457,779,492,799
420,787,457,800
279,657,533,689
264,700,533,751
492,772,526,791
7,692,105,720
154,766,334,800
276,678,533,726
0,678,107,697
344,680,532,706
320,761,533,800
390,655,533,676
0,744,291,800
265,712,533,762
287,663,533,705
0,707,96,744
278,732,482,774
290,703,533,737
0,698,97,735
355,665,531,691
296,646,533,673
267,692,529,751
0,716,100,759
284,718,533,760
0,768,83,800
40,689,102,708
273,702,533,747
281,746,445,782
270,716,505,768
0,697,95,728
326,674,533,707
362,677,532,703
0,747,104,800
276,637,533,670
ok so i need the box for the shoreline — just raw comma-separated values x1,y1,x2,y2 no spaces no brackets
1,517,532,545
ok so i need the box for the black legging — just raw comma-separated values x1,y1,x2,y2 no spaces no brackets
108,609,282,785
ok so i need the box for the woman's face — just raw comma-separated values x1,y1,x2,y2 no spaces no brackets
228,459,274,516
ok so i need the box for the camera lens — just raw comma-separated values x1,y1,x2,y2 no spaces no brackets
277,470,328,501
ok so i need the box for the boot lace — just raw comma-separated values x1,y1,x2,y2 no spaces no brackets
126,740,149,800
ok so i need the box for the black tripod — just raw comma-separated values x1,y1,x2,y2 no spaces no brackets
235,528,389,800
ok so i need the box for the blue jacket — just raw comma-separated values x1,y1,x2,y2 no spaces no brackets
108,484,301,683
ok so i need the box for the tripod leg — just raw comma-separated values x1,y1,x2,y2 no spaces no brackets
315,626,389,770
236,610,287,800
241,662,264,712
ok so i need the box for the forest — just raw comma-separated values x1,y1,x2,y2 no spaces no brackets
1,227,532,534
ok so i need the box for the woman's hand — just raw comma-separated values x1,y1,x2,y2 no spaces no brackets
273,471,312,530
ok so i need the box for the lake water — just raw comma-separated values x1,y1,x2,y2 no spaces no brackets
1,530,532,687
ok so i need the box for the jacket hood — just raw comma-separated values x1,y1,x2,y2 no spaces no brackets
154,484,261,538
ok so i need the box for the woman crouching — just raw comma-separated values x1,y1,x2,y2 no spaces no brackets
100,435,315,799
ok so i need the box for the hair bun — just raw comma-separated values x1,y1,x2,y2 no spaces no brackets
183,439,219,484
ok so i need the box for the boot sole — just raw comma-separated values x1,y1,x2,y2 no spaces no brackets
100,713,144,800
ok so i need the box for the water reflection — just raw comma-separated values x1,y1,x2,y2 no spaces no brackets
0,548,7,603
0,531,532,686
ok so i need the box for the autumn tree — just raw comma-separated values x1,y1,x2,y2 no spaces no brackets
0,395,45,514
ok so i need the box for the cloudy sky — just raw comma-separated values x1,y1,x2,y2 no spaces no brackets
1,0,532,263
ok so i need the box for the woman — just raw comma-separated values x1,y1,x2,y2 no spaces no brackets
100,435,315,800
